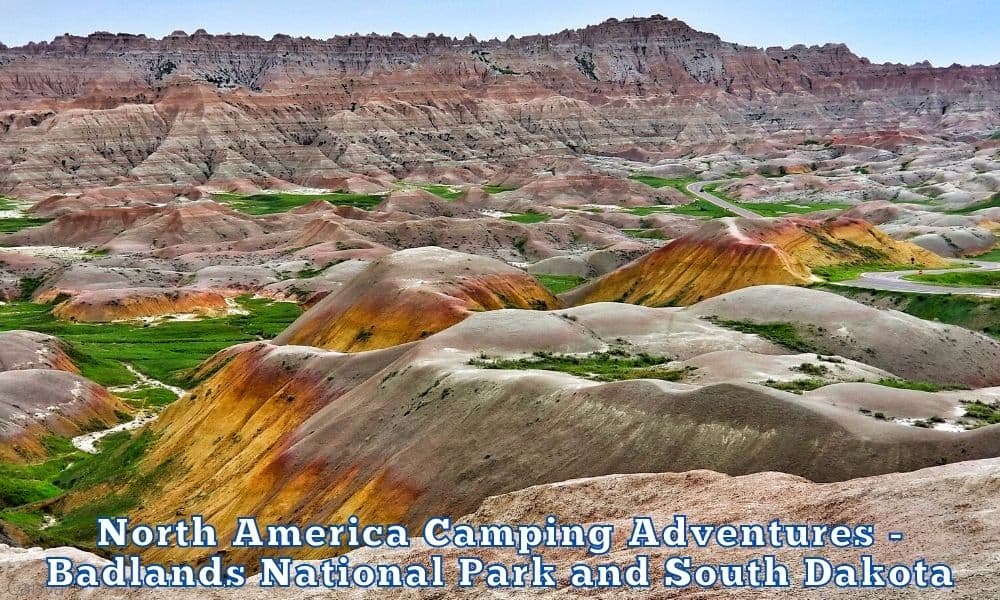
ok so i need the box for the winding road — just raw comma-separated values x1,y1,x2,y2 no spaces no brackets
685,180,1000,297
834,261,1000,298
685,180,762,219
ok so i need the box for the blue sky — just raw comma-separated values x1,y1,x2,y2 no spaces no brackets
2,1,997,66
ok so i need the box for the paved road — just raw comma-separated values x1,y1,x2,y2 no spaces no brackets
685,180,762,219
834,261,1000,297
684,179,1000,297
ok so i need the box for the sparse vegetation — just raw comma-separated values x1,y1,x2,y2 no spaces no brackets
502,210,550,224
962,401,1000,428
213,191,386,214
732,201,851,217
622,228,666,239
533,274,586,294
709,319,816,353
765,378,827,393
482,184,517,194
947,192,1000,215
470,350,691,383
795,362,830,376
19,276,44,298
295,264,331,279
412,183,463,200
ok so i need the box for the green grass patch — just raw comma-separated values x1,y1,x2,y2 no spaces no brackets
0,296,301,388
627,200,732,219
482,184,517,194
470,350,691,382
412,184,463,201
710,319,816,353
765,378,827,394
903,270,1000,288
973,247,1000,262
53,430,151,491
502,210,550,224
533,274,586,294
0,217,52,233
19,276,44,298
670,200,733,218
628,174,699,198
213,192,386,214
627,205,674,216
962,401,1000,427
812,262,933,282
875,378,960,393
38,430,165,548
622,228,666,239
0,427,169,549
0,440,76,508
294,264,331,279
732,201,850,217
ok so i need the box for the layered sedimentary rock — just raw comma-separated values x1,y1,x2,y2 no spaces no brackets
274,247,560,350
0,330,129,461
0,16,998,197
0,330,78,373
691,285,1000,387
120,299,1000,565
565,216,946,306
52,287,229,322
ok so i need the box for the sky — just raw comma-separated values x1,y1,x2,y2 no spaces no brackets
1,0,997,66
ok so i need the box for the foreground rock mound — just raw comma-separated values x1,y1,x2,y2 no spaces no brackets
0,331,129,461
691,285,1000,387
275,247,560,351
0,370,129,462
565,216,945,306
0,330,78,373
123,304,1000,564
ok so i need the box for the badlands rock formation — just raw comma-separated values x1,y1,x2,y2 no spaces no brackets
0,341,128,461
565,216,945,306
0,13,996,599
1,16,998,198
275,247,560,351
690,286,1000,387
52,287,229,322
117,292,1000,565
